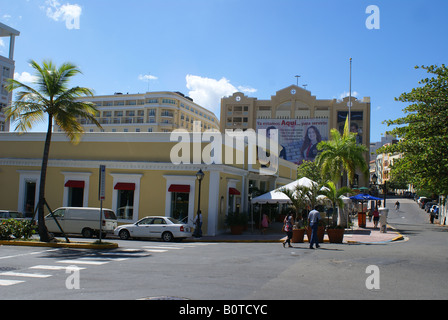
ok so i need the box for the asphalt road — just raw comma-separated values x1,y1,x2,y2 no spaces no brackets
0,198,447,301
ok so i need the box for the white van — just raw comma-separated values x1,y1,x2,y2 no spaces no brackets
45,207,118,238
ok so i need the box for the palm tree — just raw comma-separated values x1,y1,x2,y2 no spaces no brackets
316,128,368,186
279,185,310,223
5,59,102,242
279,183,324,224
318,181,353,227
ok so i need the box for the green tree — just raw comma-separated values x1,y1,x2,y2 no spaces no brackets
381,65,448,195
279,185,310,222
318,181,353,227
297,160,323,184
316,127,368,186
5,59,102,242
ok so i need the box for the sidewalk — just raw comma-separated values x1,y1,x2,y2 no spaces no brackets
190,219,404,244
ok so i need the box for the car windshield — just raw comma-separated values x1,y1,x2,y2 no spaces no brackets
167,217,182,224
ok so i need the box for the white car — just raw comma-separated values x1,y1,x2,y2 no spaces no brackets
114,216,192,242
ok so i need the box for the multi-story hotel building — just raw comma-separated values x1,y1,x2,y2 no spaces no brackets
56,91,220,133
0,23,20,132
221,85,371,186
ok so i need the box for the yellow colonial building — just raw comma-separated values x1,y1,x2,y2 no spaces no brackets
0,132,297,236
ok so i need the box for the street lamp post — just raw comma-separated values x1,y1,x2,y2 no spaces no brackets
371,173,387,207
195,169,205,237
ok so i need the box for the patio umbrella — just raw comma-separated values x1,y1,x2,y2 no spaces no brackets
350,193,382,201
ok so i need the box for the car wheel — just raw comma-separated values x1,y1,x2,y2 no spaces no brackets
162,231,174,242
82,228,94,238
119,229,130,240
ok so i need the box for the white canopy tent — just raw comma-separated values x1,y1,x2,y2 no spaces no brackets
250,177,318,233
251,177,317,204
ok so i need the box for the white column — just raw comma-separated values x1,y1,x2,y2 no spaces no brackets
9,35,15,60
207,170,220,236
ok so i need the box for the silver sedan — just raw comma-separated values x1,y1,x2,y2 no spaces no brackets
114,216,192,242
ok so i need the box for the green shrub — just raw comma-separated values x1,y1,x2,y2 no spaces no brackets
0,219,35,240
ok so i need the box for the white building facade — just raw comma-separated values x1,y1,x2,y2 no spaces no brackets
0,22,20,132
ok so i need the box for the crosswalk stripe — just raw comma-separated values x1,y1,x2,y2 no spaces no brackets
144,249,168,253
30,265,86,271
57,259,109,265
0,271,52,278
143,246,182,250
0,279,25,286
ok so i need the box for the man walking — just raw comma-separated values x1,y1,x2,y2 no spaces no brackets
308,206,321,249
193,210,202,238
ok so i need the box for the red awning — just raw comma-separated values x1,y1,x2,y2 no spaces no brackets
229,187,241,195
64,180,85,188
168,184,190,193
114,183,135,191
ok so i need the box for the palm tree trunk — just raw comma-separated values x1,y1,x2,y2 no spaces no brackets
37,115,53,242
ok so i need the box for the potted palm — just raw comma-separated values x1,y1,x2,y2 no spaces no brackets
318,181,353,243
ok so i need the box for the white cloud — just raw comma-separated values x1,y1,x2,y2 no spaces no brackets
337,91,359,101
185,75,256,116
14,72,39,83
45,0,82,30
237,85,257,93
138,74,158,81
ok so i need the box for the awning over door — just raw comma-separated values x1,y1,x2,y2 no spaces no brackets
229,187,241,195
64,180,85,188
114,183,136,191
168,184,190,193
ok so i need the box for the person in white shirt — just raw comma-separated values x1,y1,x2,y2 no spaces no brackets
308,206,321,249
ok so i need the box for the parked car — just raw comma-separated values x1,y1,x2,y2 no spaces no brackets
45,207,117,238
0,210,31,221
419,198,432,209
115,216,192,242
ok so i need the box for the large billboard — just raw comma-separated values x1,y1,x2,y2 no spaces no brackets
256,118,329,165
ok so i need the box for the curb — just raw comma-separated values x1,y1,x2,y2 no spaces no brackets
187,225,406,244
0,240,119,249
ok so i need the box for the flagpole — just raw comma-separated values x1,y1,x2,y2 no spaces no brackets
348,57,352,129
347,57,352,192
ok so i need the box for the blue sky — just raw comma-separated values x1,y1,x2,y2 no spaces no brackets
1,0,447,142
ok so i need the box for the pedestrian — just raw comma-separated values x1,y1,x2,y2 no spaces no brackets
308,206,321,249
261,213,270,234
193,210,202,238
282,212,293,248
430,208,436,224
372,207,380,229
395,201,400,211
